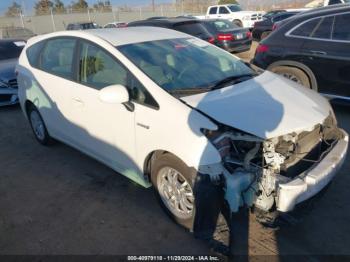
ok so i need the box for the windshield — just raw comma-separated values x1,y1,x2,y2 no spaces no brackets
118,38,254,96
227,5,242,12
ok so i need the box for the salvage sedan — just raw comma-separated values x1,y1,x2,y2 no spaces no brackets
16,28,348,232
0,39,25,106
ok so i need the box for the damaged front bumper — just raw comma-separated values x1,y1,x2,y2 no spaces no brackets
277,129,348,212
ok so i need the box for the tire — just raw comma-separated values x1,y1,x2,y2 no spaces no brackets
261,31,271,40
233,20,243,27
27,105,53,145
151,153,196,230
270,66,311,89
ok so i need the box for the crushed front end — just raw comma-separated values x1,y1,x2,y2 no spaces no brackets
200,113,348,224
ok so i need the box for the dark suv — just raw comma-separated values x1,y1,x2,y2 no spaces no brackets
252,5,350,100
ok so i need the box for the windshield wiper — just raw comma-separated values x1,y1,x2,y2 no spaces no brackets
168,87,212,96
209,74,256,90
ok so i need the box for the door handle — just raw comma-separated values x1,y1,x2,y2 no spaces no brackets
73,98,84,107
310,50,327,56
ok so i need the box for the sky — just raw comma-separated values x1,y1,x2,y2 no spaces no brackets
0,0,173,13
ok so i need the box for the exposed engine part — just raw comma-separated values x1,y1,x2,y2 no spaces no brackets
202,113,341,222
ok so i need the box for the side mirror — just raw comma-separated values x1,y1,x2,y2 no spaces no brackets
99,84,129,104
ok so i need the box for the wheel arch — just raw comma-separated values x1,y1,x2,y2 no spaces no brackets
267,60,318,91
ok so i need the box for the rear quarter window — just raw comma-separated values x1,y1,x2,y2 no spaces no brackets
290,18,321,37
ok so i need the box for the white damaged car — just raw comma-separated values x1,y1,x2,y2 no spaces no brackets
17,28,348,231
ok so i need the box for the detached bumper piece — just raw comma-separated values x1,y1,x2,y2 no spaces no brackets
277,130,348,212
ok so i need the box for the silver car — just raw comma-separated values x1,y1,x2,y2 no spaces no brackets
0,39,25,106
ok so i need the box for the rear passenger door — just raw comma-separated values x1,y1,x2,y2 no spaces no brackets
296,14,350,97
217,6,231,20
33,37,78,142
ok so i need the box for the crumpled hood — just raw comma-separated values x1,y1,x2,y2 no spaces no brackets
181,71,331,139
0,59,17,83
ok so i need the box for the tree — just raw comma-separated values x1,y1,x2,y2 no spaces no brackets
5,1,22,17
34,0,53,15
53,0,66,13
218,0,239,4
71,0,88,11
93,1,112,12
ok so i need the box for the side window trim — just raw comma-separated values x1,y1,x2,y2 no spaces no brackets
286,11,350,43
76,38,159,110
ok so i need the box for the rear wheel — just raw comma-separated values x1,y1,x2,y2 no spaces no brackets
27,105,52,145
261,31,271,40
270,66,311,89
233,20,243,27
151,154,196,229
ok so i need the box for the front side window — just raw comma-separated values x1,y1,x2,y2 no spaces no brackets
219,7,229,14
78,41,127,90
333,13,350,41
209,7,217,14
118,38,254,97
40,38,76,79
290,18,321,37
78,41,158,107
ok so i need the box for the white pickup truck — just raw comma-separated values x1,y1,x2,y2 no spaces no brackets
305,0,349,7
201,4,265,28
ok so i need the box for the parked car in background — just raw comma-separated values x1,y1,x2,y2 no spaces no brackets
17,28,348,232
66,22,99,30
204,4,265,28
0,27,35,40
252,11,300,40
263,9,287,19
0,39,25,106
253,5,350,100
104,22,128,28
128,18,215,43
201,19,252,53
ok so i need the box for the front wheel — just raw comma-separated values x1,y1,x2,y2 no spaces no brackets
27,105,53,145
270,66,311,89
151,154,196,229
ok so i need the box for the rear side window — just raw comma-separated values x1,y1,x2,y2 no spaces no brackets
290,18,321,37
219,7,229,14
312,16,334,39
40,38,76,80
27,41,45,67
209,7,217,14
333,13,350,41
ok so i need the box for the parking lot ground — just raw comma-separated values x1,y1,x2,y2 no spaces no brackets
0,42,349,258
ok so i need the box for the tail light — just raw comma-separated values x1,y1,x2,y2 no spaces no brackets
246,31,252,38
272,23,280,31
217,34,234,41
256,44,269,54
208,37,215,44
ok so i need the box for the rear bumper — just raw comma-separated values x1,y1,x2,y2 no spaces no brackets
277,129,349,212
218,39,252,53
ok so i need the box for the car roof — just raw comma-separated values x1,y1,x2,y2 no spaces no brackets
29,27,190,47
292,3,350,18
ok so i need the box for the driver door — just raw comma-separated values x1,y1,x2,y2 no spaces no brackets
68,40,138,173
